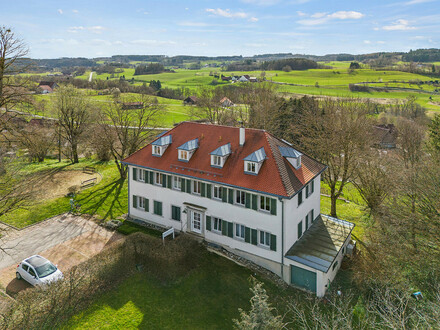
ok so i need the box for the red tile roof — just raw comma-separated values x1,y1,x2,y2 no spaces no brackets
123,122,326,198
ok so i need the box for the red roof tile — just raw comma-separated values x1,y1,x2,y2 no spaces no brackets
123,122,326,198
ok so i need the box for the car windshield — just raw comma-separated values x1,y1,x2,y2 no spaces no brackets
35,262,57,278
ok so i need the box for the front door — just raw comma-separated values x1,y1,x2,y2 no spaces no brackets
191,210,202,234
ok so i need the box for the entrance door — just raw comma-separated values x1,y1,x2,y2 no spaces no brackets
191,210,202,234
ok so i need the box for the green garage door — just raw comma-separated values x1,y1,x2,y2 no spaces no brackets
291,265,317,293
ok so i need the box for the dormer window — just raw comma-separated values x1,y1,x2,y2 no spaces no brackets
210,143,231,168
243,147,266,175
278,146,302,170
178,138,198,162
152,134,172,157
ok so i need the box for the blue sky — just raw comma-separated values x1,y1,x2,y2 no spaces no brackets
1,0,439,58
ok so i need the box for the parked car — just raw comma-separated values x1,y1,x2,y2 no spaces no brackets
16,255,63,286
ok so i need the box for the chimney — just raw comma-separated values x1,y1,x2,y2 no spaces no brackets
239,123,245,146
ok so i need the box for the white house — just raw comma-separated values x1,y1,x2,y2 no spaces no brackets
123,122,354,297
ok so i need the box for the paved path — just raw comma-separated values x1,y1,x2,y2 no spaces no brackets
89,71,94,82
1,214,94,269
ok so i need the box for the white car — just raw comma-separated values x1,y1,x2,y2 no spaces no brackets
16,255,63,286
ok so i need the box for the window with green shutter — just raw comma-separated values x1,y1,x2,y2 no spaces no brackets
167,175,172,188
149,171,154,184
201,182,206,197
228,222,233,238
251,229,258,245
245,193,251,208
144,170,149,183
206,184,212,198
171,205,180,221
181,178,186,192
222,220,228,236
298,221,303,239
132,195,137,208
162,174,167,187
206,215,211,231
132,167,137,181
270,234,276,251
228,189,234,204
144,198,149,212
186,179,191,194
270,198,277,216
154,201,163,216
222,189,228,202
245,227,251,243
252,194,258,210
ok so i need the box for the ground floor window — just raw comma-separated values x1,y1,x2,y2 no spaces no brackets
213,217,222,233
235,223,245,239
259,230,271,248
171,205,180,221
154,200,163,216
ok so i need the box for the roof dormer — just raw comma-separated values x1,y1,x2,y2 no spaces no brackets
279,146,302,169
244,147,266,175
178,138,198,162
151,134,172,157
210,143,231,168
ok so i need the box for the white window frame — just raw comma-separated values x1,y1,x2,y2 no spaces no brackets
179,150,189,161
137,196,145,210
259,230,271,248
154,172,163,186
152,145,162,156
192,180,201,195
235,223,245,240
173,176,182,190
213,217,222,233
245,161,257,174
259,196,271,212
213,185,223,200
138,169,145,182
235,190,246,206
212,155,222,167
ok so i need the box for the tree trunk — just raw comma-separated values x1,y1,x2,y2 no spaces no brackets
115,159,127,179
72,143,79,163
330,195,338,218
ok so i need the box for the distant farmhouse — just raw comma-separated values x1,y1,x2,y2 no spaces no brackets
123,122,355,296
184,96,198,105
373,124,397,149
37,81,58,94
220,97,234,107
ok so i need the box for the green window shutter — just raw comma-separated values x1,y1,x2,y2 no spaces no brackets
245,193,251,208
167,175,172,189
133,195,137,208
311,209,314,221
186,179,191,194
206,216,211,231
144,170,149,183
201,182,206,197
133,168,137,181
149,171,154,184
306,185,309,197
227,222,233,238
251,229,258,245
245,227,251,243
252,194,258,210
159,202,162,216
144,198,149,212
298,221,303,239
181,178,186,192
311,180,314,194
222,189,228,202
270,198,277,216
222,220,228,236
228,189,234,204
162,174,167,187
270,234,277,251
206,184,212,198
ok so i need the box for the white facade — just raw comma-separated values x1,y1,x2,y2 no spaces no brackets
127,165,340,296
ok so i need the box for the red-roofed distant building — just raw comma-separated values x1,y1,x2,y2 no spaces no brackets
37,81,58,94
122,122,354,296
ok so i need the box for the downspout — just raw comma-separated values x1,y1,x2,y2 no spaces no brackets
280,197,284,280
127,166,131,219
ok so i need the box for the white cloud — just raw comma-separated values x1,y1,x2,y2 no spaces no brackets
67,26,106,34
382,19,416,31
297,10,364,25
297,11,307,17
364,40,371,44
57,9,63,14
378,41,386,44
178,21,210,27
328,11,364,20
248,17,259,22
130,39,177,45
206,8,249,19
405,0,434,4
72,9,79,14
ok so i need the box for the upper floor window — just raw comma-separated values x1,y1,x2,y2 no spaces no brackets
173,176,182,190
213,217,222,233
151,134,171,157
236,190,246,206
179,150,189,161
210,143,231,168
306,180,314,198
212,155,222,167
246,161,257,174
259,196,271,212
244,147,266,175
298,190,303,207
154,172,163,186
152,145,162,156
138,169,145,182
192,180,201,195
213,185,223,200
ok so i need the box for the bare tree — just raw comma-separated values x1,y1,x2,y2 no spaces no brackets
100,94,163,179
293,99,372,217
190,87,235,125
54,85,92,163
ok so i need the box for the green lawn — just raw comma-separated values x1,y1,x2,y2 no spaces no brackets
0,159,127,228
65,243,306,329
